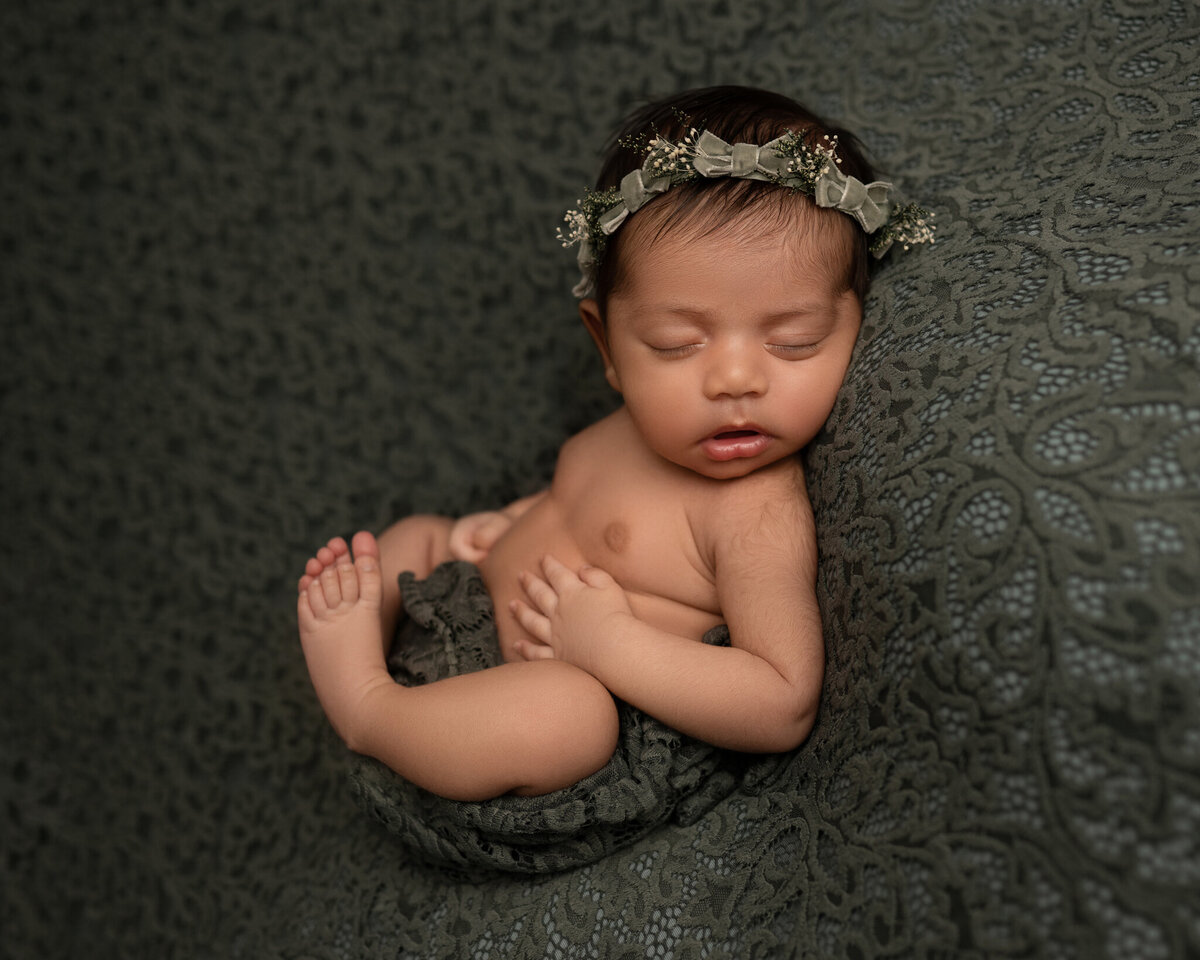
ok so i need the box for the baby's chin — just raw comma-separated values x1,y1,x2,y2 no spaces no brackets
680,447,804,481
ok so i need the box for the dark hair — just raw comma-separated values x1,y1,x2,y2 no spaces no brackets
591,85,878,311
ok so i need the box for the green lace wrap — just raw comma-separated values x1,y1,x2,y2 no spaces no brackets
351,561,782,875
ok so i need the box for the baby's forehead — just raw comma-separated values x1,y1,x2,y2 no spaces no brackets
626,195,855,282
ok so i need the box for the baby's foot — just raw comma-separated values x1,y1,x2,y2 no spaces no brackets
297,532,391,746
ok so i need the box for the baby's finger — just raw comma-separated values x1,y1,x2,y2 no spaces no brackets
540,554,580,591
475,513,511,550
519,570,559,614
447,525,474,562
578,564,615,589
509,599,553,646
512,637,556,662
450,540,486,563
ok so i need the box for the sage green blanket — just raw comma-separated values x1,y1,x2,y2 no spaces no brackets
3,0,1196,957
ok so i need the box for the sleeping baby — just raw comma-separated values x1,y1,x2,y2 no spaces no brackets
296,84,932,801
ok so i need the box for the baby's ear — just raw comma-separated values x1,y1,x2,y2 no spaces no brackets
579,299,621,392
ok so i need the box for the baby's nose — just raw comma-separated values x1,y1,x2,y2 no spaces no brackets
703,349,768,399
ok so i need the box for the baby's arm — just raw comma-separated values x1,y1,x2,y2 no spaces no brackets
512,475,823,753
448,489,548,563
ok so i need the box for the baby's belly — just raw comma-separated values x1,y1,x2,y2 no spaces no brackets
478,499,723,662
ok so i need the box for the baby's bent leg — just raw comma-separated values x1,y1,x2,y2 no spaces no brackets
298,538,393,748
354,659,619,800
299,524,618,800
297,521,451,743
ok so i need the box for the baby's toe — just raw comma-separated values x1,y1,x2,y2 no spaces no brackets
305,577,329,616
337,562,360,603
319,564,343,606
355,553,382,605
350,530,380,561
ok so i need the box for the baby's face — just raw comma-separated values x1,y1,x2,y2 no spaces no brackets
585,222,862,480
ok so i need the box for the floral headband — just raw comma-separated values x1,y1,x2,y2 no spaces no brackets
558,128,935,297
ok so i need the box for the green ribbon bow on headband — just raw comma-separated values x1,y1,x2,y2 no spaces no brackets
813,165,893,233
692,130,793,180
695,130,894,233
598,169,673,235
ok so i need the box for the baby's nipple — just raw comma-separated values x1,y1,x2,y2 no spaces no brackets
603,521,631,554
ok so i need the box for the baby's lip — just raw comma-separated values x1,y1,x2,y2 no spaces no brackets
701,424,772,461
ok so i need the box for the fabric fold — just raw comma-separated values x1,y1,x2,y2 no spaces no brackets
349,561,783,875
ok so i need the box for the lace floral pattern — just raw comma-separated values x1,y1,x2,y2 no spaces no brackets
2,0,1196,957
354,561,768,876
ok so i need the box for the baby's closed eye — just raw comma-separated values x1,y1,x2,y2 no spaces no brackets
766,340,822,357
648,342,703,358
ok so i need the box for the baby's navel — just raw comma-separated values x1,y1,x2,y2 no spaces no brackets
604,520,630,554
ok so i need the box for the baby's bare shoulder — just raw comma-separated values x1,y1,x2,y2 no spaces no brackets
690,457,815,560
555,410,627,462
706,457,809,517
551,414,619,485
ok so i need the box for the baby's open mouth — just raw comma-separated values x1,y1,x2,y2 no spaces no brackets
713,429,761,439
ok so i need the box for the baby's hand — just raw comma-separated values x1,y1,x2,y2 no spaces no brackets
509,555,634,674
448,511,513,563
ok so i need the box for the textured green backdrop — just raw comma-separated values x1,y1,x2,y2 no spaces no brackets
4,1,1198,958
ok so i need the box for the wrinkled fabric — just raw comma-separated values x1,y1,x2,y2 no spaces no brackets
350,561,783,875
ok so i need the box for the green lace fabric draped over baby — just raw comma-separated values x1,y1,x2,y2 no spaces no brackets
350,561,784,874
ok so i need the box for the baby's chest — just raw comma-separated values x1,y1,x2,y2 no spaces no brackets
567,485,716,609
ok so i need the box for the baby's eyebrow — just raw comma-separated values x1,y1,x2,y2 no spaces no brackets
640,303,711,321
761,306,829,322
642,303,828,322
